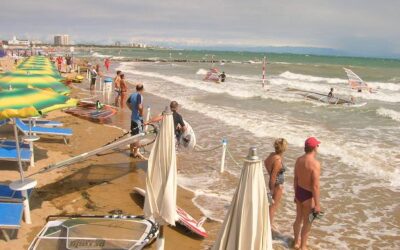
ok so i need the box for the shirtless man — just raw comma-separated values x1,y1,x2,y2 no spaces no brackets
293,137,321,250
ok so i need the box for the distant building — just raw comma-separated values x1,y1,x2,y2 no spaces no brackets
54,35,70,45
8,36,30,46
31,40,43,45
115,41,121,46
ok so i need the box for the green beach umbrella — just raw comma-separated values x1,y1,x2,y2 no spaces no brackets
0,72,69,95
0,88,77,119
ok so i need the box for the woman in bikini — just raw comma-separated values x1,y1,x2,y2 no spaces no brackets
264,138,288,230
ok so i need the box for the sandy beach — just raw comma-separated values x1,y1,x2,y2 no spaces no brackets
0,69,216,249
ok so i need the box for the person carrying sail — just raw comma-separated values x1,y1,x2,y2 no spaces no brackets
145,101,187,142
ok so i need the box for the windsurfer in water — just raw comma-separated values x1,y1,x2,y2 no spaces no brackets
327,88,334,99
219,71,226,82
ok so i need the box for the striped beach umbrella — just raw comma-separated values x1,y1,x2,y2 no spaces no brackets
0,72,69,94
0,88,77,120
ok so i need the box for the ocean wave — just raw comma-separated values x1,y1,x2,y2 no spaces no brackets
280,71,347,84
121,62,400,103
91,52,112,58
122,67,400,189
376,108,400,122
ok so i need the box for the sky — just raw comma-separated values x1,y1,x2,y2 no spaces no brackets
1,0,399,57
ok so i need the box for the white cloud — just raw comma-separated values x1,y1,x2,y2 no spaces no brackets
1,0,399,57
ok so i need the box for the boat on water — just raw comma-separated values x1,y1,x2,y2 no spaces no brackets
343,68,378,93
28,215,159,250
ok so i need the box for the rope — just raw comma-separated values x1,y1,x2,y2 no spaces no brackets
193,144,222,153
226,147,241,167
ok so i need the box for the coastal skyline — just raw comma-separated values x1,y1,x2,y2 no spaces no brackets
1,0,399,58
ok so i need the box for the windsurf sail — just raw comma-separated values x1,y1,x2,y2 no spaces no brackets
203,68,220,83
294,89,354,105
343,68,376,93
29,215,159,250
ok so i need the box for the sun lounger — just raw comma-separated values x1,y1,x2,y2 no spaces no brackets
15,118,72,144
0,119,7,127
21,119,63,127
0,201,24,241
0,142,31,162
0,184,33,202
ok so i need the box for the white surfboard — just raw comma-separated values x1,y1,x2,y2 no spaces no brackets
178,120,196,150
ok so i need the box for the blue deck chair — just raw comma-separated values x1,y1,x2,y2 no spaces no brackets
0,143,31,162
0,201,24,241
21,119,63,127
15,118,72,144
0,119,7,127
0,184,34,202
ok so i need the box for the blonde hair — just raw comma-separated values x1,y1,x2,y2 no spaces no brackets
274,138,288,154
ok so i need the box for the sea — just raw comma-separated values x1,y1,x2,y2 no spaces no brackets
80,48,400,249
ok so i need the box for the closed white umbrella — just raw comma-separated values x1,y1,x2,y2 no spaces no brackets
144,107,178,249
213,147,273,250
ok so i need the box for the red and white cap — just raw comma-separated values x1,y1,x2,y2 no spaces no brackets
305,137,321,149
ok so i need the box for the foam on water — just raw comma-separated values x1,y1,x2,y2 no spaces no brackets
91,52,111,58
376,108,400,122
117,61,400,248
119,62,400,188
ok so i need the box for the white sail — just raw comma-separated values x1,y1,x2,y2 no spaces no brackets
343,68,370,91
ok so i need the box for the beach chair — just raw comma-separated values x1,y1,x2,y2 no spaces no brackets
0,140,31,163
15,118,72,144
0,201,24,241
21,118,63,127
0,184,34,202
0,119,7,127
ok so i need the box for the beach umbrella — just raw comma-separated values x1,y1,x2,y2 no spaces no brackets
0,72,69,94
213,147,273,250
144,107,178,250
12,69,62,80
0,88,77,224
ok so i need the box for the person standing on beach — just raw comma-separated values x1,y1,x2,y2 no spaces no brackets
145,101,187,142
114,70,122,106
104,58,111,72
127,84,146,159
264,138,288,231
56,56,63,72
119,74,128,108
65,55,72,73
293,137,322,250
89,66,98,92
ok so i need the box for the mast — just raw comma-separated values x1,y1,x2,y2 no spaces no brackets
262,56,266,88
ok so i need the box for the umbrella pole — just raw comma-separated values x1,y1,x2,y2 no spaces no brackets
13,118,25,181
157,225,165,250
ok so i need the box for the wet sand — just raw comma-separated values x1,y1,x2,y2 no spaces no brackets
0,87,212,249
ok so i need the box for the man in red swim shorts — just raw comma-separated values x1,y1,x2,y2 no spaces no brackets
293,137,322,250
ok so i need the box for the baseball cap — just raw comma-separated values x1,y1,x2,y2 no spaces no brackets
305,137,320,149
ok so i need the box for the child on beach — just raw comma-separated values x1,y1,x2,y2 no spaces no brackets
264,138,288,231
